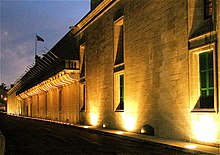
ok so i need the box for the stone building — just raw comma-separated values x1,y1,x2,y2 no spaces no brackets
7,0,219,146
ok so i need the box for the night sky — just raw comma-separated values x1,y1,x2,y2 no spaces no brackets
0,0,90,88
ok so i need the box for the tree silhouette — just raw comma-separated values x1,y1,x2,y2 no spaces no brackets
0,83,7,90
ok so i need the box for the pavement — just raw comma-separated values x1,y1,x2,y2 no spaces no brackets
6,115,220,155
74,124,220,155
0,130,5,155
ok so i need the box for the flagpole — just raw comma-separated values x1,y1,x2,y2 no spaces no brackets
35,35,44,63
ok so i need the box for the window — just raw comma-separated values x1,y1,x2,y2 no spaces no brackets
204,0,213,19
114,24,124,65
59,90,62,112
37,95,39,115
79,44,86,111
118,74,124,110
189,43,217,112
114,17,124,69
45,94,47,114
114,17,125,112
199,52,214,108
114,72,124,111
80,84,86,111
80,44,85,79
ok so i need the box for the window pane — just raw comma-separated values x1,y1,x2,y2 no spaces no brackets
209,70,214,87
208,52,213,68
200,89,213,108
115,26,124,65
199,53,206,70
200,95,214,108
120,74,124,102
206,95,214,108
200,72,207,88
116,74,124,111
209,89,214,96
200,96,206,108
201,90,207,97
197,51,215,109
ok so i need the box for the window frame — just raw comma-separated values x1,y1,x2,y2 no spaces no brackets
80,44,86,81
80,83,86,112
113,16,125,112
79,43,86,112
114,71,125,112
80,44,85,74
189,43,218,112
199,52,214,108
114,16,124,67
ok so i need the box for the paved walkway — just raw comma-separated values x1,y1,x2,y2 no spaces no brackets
7,115,220,155
74,124,220,155
0,130,5,155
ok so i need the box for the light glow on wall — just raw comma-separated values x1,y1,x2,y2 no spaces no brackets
121,100,138,131
122,114,137,131
90,113,99,126
192,115,218,143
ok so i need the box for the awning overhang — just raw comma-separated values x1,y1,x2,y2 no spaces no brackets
17,69,79,99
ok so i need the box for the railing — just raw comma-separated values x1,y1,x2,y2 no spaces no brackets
65,60,79,70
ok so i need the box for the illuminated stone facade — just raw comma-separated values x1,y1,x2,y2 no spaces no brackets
8,0,219,146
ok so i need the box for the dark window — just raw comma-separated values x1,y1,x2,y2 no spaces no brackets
45,94,47,115
80,84,86,111
204,0,213,19
37,95,39,114
199,52,214,108
59,90,62,111
116,74,124,111
120,74,124,104
80,56,85,78
114,25,124,66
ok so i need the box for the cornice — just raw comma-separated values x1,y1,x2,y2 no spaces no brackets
72,0,119,35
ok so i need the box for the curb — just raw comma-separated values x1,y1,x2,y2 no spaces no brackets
0,130,5,155
73,126,213,155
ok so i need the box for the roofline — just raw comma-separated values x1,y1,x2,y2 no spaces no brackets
71,0,119,36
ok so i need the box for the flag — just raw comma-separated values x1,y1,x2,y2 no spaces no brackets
36,35,44,42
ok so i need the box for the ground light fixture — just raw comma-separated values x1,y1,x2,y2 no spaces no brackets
184,144,197,149
116,131,123,135
102,123,107,128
